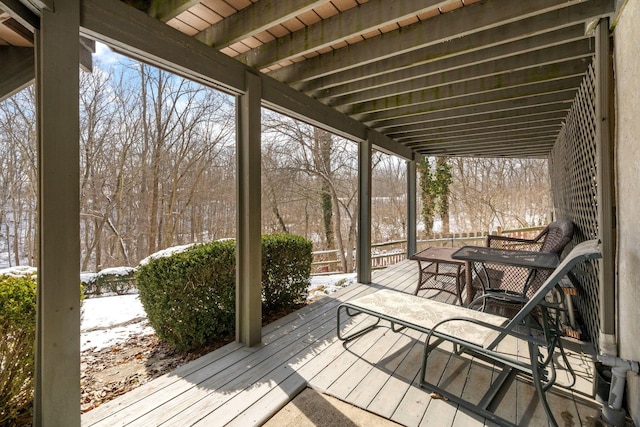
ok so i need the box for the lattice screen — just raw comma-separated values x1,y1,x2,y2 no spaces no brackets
549,63,601,347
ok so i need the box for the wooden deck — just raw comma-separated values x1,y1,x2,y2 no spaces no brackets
82,260,602,426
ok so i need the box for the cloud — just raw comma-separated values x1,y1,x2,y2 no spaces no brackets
93,42,120,65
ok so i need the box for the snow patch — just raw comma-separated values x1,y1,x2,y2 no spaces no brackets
138,243,195,266
80,272,357,352
0,265,37,277
82,294,153,352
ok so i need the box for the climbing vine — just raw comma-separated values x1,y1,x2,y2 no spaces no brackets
417,156,452,237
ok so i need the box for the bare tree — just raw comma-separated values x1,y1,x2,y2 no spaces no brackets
263,111,359,272
0,51,552,273
0,87,38,266
371,151,407,243
449,157,551,232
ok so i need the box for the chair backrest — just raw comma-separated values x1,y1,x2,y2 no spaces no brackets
486,239,601,349
523,220,575,295
538,219,574,254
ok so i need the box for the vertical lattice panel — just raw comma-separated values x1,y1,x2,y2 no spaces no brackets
550,63,601,347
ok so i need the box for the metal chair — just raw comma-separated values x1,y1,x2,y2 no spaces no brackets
472,220,574,302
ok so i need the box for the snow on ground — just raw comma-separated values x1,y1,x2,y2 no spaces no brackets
81,273,357,352
81,294,154,352
307,273,357,300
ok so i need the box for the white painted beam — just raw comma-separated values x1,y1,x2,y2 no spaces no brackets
33,0,80,425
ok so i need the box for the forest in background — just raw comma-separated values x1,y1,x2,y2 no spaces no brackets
0,53,551,273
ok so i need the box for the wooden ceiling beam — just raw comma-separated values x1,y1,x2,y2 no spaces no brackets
416,136,557,150
196,0,326,48
415,137,557,157
238,0,451,69
149,0,200,21
305,25,587,96
0,46,33,102
396,121,564,143
403,127,560,146
417,146,553,158
350,69,586,119
385,110,569,137
327,41,593,107
401,132,561,149
269,0,613,84
367,92,576,128
0,0,39,31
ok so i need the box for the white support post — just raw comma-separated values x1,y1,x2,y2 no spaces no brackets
236,71,262,346
34,1,81,425
407,157,417,257
357,137,372,284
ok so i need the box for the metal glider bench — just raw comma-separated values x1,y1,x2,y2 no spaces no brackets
336,239,601,427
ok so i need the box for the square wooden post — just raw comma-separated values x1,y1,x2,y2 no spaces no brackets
595,17,616,352
357,137,372,284
407,157,417,257
236,71,262,346
34,1,81,425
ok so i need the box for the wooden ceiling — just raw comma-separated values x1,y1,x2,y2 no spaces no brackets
0,0,616,158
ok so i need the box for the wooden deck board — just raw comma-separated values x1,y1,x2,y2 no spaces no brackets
82,259,602,427
365,332,428,419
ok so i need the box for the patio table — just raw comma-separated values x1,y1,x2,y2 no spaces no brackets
409,247,467,305
451,246,560,303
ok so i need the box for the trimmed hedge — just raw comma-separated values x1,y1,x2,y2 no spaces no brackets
136,240,236,352
0,275,37,425
136,234,312,352
81,267,137,296
262,234,311,310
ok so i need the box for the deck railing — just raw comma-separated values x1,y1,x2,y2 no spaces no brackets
311,226,545,275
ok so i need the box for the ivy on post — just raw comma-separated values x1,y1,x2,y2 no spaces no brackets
417,156,452,238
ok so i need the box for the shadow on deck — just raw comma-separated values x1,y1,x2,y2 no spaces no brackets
82,260,602,426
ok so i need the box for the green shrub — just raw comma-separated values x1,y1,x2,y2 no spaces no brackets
0,275,37,425
82,267,137,296
136,235,312,352
136,240,236,352
98,267,136,295
262,234,312,310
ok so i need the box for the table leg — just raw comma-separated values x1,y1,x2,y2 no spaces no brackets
455,264,462,305
465,261,472,306
414,260,423,295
